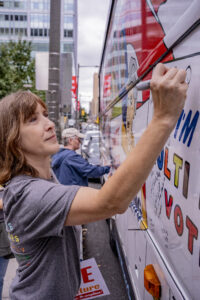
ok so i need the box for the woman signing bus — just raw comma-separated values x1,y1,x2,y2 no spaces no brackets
0,63,187,300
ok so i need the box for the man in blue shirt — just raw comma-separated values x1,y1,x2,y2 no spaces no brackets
52,128,110,187
52,128,110,260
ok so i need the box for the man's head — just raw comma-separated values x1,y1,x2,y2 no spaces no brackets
62,128,85,150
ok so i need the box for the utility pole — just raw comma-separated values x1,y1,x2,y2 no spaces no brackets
76,63,80,128
46,0,61,141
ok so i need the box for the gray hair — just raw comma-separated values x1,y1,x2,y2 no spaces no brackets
63,136,76,146
63,137,70,146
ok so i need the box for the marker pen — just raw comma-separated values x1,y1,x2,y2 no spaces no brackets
135,80,151,91
136,68,189,91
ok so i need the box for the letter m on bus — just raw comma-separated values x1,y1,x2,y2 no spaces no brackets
174,110,200,147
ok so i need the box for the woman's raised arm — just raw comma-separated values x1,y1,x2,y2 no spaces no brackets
65,63,188,226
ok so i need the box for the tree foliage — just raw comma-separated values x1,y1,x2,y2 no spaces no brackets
0,40,45,100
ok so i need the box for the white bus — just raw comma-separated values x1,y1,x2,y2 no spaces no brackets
99,1,200,299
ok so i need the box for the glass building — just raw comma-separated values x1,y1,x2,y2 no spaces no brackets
0,0,78,67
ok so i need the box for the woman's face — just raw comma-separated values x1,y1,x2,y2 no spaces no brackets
19,103,59,160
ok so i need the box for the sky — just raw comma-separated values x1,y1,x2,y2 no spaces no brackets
77,0,111,112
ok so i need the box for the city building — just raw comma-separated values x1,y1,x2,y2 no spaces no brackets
90,72,99,121
0,0,78,121
0,0,77,64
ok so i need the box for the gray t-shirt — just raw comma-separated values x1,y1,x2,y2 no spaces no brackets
3,175,80,300
0,188,4,222
0,188,12,257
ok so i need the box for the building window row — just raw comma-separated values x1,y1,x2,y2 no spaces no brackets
31,42,49,52
0,27,27,36
64,0,74,12
30,28,49,37
64,3,73,11
63,15,73,29
63,42,73,53
31,0,49,11
64,29,73,38
30,28,73,38
0,27,74,39
0,1,27,9
30,14,49,28
2,14,27,21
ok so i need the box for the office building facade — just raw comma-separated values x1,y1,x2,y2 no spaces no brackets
90,72,99,120
0,0,78,123
0,0,77,66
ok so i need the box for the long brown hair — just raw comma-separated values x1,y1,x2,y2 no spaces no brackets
0,91,46,185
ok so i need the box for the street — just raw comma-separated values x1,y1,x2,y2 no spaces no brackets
83,220,129,300
84,182,129,300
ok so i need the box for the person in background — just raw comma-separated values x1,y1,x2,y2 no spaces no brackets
51,127,110,260
51,127,110,187
0,64,188,299
0,187,13,300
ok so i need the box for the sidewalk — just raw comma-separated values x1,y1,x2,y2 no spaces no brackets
2,258,17,299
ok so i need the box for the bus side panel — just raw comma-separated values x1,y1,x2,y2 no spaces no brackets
145,55,200,299
144,233,189,300
126,230,147,300
99,0,200,299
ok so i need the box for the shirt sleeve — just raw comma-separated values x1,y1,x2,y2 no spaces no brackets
4,179,80,241
65,153,110,178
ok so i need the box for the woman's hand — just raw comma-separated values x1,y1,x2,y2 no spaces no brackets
151,63,188,129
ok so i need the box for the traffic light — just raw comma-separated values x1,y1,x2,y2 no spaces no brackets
81,108,85,117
